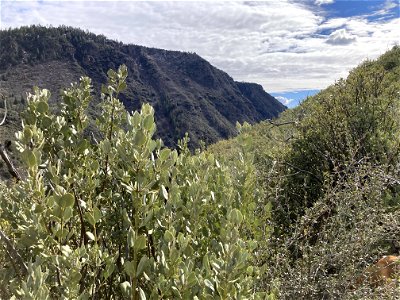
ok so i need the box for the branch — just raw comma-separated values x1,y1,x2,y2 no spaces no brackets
72,186,88,247
0,99,6,126
281,161,324,184
0,144,22,181
0,99,22,181
268,119,297,127
0,229,28,276
91,132,99,145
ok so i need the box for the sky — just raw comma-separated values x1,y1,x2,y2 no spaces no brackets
0,0,399,108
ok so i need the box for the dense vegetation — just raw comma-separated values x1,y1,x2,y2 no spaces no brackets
0,66,259,299
210,45,400,299
0,42,399,298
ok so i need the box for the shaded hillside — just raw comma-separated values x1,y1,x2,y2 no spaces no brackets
0,25,285,151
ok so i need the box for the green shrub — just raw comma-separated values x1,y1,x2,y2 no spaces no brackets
279,57,400,228
0,66,258,299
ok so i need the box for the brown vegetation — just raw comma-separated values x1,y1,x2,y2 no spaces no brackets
355,255,400,288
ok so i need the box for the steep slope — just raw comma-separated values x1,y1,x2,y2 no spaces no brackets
0,25,285,150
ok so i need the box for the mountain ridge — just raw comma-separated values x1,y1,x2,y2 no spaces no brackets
0,25,285,149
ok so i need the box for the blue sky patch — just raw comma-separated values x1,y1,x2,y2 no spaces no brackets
272,90,320,108
322,1,383,19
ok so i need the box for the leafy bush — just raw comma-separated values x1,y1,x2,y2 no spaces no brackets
0,66,259,299
208,46,400,299
278,52,400,228
252,46,400,299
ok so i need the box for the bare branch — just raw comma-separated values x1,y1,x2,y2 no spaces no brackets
0,99,6,126
281,161,324,184
91,132,99,145
72,186,88,247
0,98,22,181
268,119,297,127
0,145,22,181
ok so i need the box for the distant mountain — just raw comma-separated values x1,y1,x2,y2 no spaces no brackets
0,26,285,150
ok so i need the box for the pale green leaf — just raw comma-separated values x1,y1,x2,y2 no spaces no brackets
230,208,243,225
204,279,214,292
60,193,74,208
136,255,148,277
103,262,115,280
128,228,135,248
132,111,141,127
134,130,146,146
23,127,33,140
101,140,111,154
93,206,102,223
161,185,168,201
42,116,52,127
34,204,45,214
86,232,95,241
164,230,174,243
118,81,127,92
143,115,154,131
22,149,36,168
52,206,63,219
85,212,96,227
120,281,131,296
124,261,135,277
159,148,170,161
61,245,72,257
135,235,147,251
37,101,49,113
139,287,146,300
62,207,73,221
203,255,210,270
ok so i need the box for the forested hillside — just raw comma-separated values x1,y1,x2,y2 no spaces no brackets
0,25,285,152
0,41,399,298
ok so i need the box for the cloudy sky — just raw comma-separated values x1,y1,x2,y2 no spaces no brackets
0,0,399,107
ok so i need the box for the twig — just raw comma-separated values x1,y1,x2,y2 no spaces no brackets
0,144,22,181
0,99,22,181
281,161,324,184
73,186,88,246
268,119,297,127
0,99,6,126
91,132,99,145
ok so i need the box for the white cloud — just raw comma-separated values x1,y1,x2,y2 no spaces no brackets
326,28,356,45
318,17,348,31
0,0,399,93
275,96,294,106
369,0,399,17
315,0,335,6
